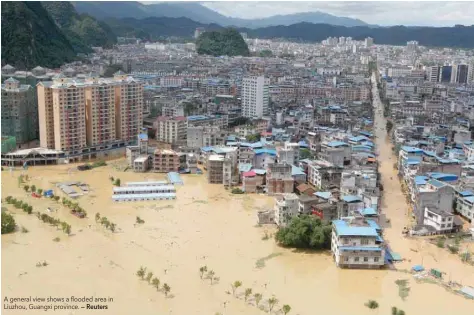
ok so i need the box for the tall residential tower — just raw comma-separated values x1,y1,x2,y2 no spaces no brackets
242,76,269,119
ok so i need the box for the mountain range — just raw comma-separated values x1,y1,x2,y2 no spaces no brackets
2,1,474,70
72,1,369,27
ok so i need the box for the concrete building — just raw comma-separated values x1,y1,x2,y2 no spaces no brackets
413,179,455,225
427,66,440,83
187,126,227,149
274,193,299,227
455,191,474,221
242,76,269,119
267,163,294,195
1,78,37,145
153,149,179,173
364,37,373,48
423,207,455,233
155,116,186,145
332,217,385,269
207,154,234,186
37,72,143,157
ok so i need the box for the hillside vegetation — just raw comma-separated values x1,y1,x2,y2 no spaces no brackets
1,1,77,69
42,1,116,51
196,28,250,57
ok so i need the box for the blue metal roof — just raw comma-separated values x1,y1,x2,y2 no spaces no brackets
201,146,213,152
401,146,423,153
112,193,176,200
427,172,458,182
459,191,474,197
327,141,348,147
315,191,331,199
291,165,306,176
464,196,474,204
342,195,362,203
238,163,253,172
349,136,368,142
415,176,428,185
254,148,276,155
367,219,381,231
338,246,382,251
360,208,377,216
427,179,445,188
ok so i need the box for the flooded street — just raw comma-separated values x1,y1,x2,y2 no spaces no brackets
1,76,473,314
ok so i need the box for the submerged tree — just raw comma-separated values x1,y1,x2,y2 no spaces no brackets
152,277,160,290
137,267,146,280
268,297,278,312
254,293,263,307
199,266,208,279
231,281,242,296
162,283,171,297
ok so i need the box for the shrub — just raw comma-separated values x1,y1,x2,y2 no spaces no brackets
365,300,379,309
1,212,16,234
231,188,244,194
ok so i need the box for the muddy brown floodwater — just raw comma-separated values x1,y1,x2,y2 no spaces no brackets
2,77,473,314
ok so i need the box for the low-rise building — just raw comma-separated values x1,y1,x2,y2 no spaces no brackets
153,149,179,173
331,217,385,269
274,193,299,227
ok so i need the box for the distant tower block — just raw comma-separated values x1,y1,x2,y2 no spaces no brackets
138,132,148,155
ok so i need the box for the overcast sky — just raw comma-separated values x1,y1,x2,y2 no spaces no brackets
201,1,474,26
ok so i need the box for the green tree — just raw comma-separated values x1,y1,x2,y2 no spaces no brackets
151,277,160,290
207,270,215,284
365,300,379,309
95,212,101,222
109,223,116,233
146,271,153,283
196,28,250,57
23,185,30,192
259,49,273,57
231,281,242,296
300,148,312,160
31,185,36,192
1,211,16,234
162,283,171,297
282,304,291,315
199,266,208,279
245,133,260,143
137,267,146,280
254,293,263,307
244,288,252,302
267,297,278,312
275,215,332,250
114,178,121,186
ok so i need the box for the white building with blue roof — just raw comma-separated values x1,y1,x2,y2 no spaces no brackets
331,217,385,269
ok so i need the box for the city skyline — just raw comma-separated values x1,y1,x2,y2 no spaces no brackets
201,1,474,27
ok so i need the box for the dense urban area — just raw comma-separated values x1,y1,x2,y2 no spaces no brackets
2,1,474,315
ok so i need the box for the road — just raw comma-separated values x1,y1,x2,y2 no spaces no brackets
370,72,411,250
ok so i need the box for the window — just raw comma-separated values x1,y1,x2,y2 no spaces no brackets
361,239,369,245
354,257,359,262
344,257,349,262
363,257,369,262
374,257,379,262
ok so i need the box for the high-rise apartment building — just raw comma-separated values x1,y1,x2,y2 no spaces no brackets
455,64,469,84
468,63,474,84
439,66,452,83
242,76,269,119
155,116,186,145
427,66,440,82
406,40,419,53
37,72,143,155
1,78,37,145
364,37,373,48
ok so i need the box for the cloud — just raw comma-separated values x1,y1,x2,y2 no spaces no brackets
202,1,474,26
